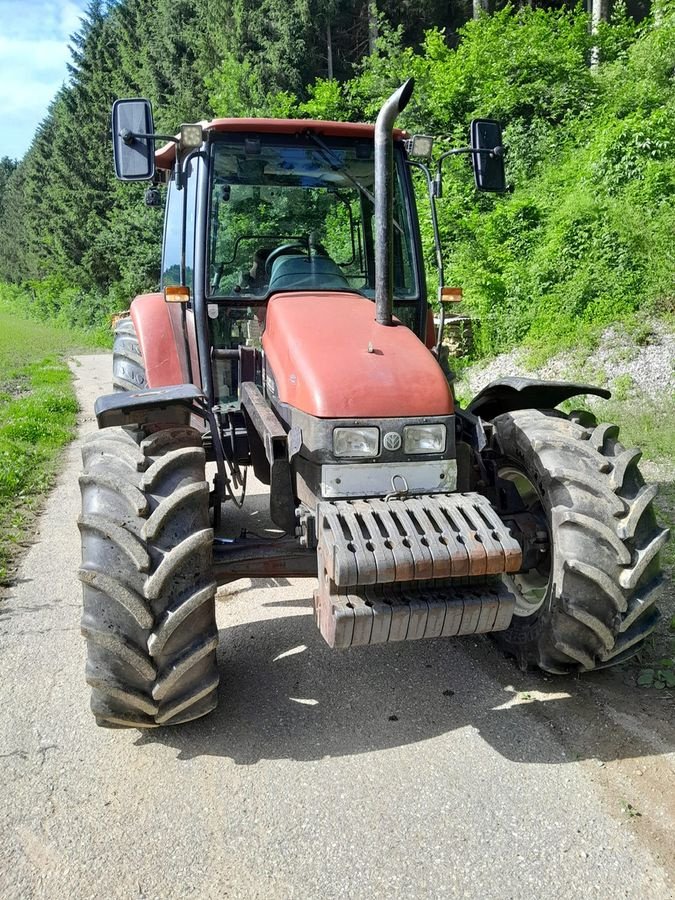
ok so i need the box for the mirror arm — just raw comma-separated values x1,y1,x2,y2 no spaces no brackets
118,129,179,146
434,144,505,198
117,129,184,188
435,144,501,173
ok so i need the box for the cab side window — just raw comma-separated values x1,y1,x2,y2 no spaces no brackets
161,159,198,288
161,180,181,287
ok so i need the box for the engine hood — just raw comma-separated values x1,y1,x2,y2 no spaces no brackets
262,293,453,418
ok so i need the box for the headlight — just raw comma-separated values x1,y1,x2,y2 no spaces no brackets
403,424,446,454
333,426,379,458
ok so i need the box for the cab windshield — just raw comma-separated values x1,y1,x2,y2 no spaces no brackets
207,135,419,307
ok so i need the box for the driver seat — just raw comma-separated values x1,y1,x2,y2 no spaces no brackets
268,255,350,292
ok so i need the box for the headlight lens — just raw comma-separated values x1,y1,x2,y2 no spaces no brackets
333,426,379,458
403,424,446,454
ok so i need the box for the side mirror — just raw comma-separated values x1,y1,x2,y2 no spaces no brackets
470,119,506,193
112,98,156,182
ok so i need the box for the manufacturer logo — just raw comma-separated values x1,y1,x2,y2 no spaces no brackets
383,431,401,451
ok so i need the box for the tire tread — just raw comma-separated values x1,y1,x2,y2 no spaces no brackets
492,408,665,673
79,425,219,727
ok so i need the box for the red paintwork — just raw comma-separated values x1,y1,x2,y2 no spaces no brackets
155,119,407,170
130,293,197,388
262,293,454,418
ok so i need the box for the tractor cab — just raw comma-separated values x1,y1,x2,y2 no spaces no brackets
158,121,426,409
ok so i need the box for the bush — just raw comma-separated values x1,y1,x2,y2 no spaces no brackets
291,6,675,359
4,4,674,359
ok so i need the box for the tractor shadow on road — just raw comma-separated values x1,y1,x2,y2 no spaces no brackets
137,607,675,768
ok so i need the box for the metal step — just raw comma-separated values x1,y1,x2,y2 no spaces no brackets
314,575,516,648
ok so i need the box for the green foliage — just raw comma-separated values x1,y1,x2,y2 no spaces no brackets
298,79,350,120
0,157,17,222
415,8,596,128
206,52,270,117
0,291,105,357
600,394,675,463
0,280,111,344
429,8,675,358
0,0,673,363
637,664,675,690
275,6,675,359
0,309,97,582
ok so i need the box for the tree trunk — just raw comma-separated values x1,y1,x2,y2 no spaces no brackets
327,22,333,79
590,0,608,70
368,2,378,54
473,0,489,18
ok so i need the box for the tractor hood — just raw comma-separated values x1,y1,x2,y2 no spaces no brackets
262,293,453,419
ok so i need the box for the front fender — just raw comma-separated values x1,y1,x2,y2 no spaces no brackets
94,384,204,429
467,376,610,420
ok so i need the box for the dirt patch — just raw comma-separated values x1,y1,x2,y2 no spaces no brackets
0,375,30,403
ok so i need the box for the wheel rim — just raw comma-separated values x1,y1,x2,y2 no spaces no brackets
498,464,551,618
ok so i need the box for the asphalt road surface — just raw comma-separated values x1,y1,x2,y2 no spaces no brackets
0,353,673,899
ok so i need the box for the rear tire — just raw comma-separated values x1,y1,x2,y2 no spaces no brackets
491,409,667,673
113,317,147,392
78,425,219,727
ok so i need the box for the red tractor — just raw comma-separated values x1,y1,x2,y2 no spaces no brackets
79,80,667,727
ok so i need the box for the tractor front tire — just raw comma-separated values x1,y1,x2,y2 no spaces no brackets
492,409,667,674
113,317,147,392
78,424,219,727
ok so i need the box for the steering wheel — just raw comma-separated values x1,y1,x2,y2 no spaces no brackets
265,244,308,276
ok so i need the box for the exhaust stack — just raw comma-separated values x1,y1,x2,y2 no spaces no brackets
374,78,415,326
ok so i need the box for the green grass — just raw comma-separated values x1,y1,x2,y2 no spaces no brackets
568,392,675,470
0,309,98,584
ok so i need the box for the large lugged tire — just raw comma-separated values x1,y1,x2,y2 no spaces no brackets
113,317,147,392
491,409,668,674
78,425,219,726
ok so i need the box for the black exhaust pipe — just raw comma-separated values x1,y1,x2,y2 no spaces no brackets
374,78,415,326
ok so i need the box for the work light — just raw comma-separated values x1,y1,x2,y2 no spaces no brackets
180,123,204,149
406,135,434,159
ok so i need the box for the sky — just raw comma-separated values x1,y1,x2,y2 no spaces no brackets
0,0,88,160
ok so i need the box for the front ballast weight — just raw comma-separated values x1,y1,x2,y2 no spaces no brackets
314,493,522,648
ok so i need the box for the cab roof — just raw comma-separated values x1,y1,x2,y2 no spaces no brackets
155,118,407,170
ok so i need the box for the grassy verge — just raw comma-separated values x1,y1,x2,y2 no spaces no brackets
0,309,99,585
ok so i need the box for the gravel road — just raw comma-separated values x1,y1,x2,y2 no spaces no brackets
0,353,673,900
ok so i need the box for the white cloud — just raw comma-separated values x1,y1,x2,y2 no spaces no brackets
0,0,88,158
58,0,85,39
0,35,72,76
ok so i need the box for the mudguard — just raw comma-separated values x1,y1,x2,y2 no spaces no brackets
95,384,203,428
467,377,610,420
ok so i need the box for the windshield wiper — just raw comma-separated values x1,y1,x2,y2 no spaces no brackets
306,132,404,235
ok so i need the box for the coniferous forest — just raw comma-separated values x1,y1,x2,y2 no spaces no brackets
0,0,673,359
